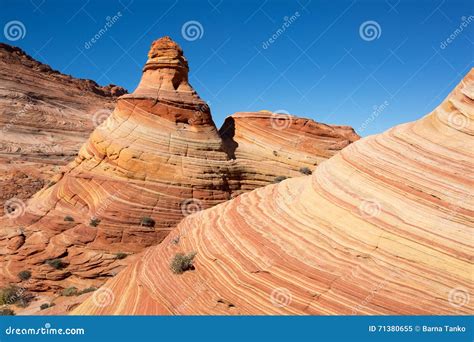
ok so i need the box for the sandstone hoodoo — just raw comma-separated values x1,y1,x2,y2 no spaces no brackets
0,37,358,293
0,43,127,210
74,71,473,315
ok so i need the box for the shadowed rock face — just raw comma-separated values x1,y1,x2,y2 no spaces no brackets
0,37,358,293
74,70,473,315
0,43,127,210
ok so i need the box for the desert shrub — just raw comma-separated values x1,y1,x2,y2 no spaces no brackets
299,167,312,175
0,285,32,307
0,308,15,315
78,287,96,295
273,176,288,183
140,216,155,228
89,218,101,227
272,150,278,156
40,303,50,310
61,287,78,297
170,252,197,274
64,215,74,222
115,252,127,260
0,286,20,305
18,270,31,281
45,259,65,269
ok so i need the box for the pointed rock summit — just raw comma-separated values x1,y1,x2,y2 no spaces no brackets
122,36,213,126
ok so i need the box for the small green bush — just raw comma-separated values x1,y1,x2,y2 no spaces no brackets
45,259,65,269
64,215,74,222
61,287,78,297
78,287,96,295
115,252,127,260
89,218,101,227
140,216,155,228
273,176,288,183
40,303,50,310
0,308,15,315
18,270,31,281
299,167,312,175
170,252,197,274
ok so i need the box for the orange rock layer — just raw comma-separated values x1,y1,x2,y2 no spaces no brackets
74,70,473,315
0,38,358,291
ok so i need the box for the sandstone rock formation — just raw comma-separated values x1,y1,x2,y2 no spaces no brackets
74,70,473,315
0,37,358,292
221,111,358,193
0,43,127,210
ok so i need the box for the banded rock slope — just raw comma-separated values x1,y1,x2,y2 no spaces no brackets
0,37,358,292
75,70,473,315
0,43,126,210
221,111,358,192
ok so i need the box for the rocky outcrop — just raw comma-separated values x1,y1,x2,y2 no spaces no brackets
0,37,358,292
74,70,473,315
0,43,127,210
221,111,358,193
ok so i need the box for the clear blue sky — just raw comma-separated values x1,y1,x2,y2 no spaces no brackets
1,0,473,136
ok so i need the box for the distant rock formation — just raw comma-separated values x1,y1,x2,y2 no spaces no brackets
74,70,473,315
0,43,127,210
221,111,359,193
0,37,358,293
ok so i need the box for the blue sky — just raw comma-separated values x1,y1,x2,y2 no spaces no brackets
1,0,473,136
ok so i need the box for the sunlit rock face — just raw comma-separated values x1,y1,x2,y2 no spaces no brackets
0,37,358,292
0,43,126,210
74,70,473,315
